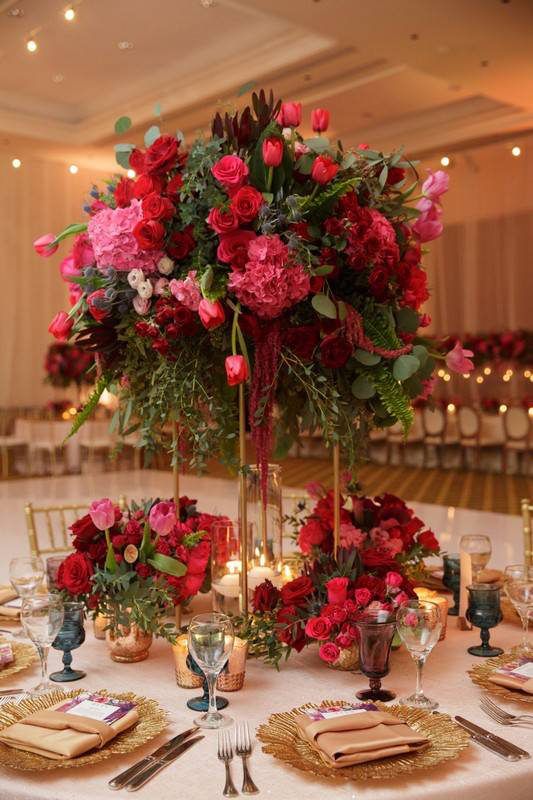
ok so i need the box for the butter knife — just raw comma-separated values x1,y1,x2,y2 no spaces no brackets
108,726,199,790
125,735,204,791
455,717,530,761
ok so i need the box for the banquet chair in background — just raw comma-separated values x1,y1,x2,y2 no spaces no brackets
502,407,531,474
420,407,455,468
0,417,30,479
385,415,423,466
79,420,115,473
522,498,533,566
29,419,67,476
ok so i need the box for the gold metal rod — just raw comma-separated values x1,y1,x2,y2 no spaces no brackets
333,442,341,559
172,420,180,508
239,384,249,616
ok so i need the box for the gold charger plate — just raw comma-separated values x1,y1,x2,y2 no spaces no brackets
468,652,533,706
256,699,470,782
0,640,36,681
0,688,168,771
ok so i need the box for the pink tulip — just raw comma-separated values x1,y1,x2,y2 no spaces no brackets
262,137,284,168
445,341,474,373
311,108,330,133
198,298,225,330
149,501,176,536
421,169,449,200
33,233,58,258
225,355,248,386
48,311,73,341
411,203,443,242
277,102,301,128
89,498,116,531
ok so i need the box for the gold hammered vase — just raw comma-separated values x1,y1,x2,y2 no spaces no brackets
327,644,359,671
105,621,153,663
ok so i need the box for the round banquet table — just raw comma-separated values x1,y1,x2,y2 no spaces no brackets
1,615,532,800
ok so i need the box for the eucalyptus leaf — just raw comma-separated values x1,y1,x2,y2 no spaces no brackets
393,354,420,382
295,154,314,175
200,266,214,295
354,348,381,366
153,102,162,117
147,553,187,577
412,344,428,366
341,152,357,170
114,116,132,134
144,125,161,147
351,376,376,400
418,355,436,380
312,264,335,277
378,164,389,189
311,293,337,319
303,136,330,154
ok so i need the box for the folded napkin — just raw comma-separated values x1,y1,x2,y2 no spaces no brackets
0,588,20,619
295,704,429,768
488,659,533,695
476,569,503,585
0,694,139,759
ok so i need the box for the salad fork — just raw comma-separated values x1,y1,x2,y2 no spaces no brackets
218,729,238,797
480,696,533,726
235,722,259,794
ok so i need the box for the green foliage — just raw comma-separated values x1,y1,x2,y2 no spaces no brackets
114,116,132,134
65,375,109,441
373,367,414,434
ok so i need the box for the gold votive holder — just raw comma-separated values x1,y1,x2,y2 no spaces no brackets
93,613,108,640
414,587,448,640
172,633,248,691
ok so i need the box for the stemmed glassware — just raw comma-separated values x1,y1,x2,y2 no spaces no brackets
466,583,503,657
504,564,533,655
396,601,442,710
21,594,64,695
188,612,234,729
9,557,45,639
459,535,492,582
354,609,396,702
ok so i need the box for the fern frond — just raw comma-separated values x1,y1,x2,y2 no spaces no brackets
364,309,403,352
373,367,413,435
304,177,359,218
64,374,109,441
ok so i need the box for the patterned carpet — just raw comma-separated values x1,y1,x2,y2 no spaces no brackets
201,457,532,516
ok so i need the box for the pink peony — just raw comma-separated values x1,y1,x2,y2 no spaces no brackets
149,501,176,536
339,523,366,549
88,199,163,272
228,235,310,319
445,341,474,373
421,169,449,200
169,271,201,310
89,498,116,531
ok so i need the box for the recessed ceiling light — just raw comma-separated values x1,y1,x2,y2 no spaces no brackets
511,145,521,157
410,33,419,41
480,59,489,67
127,168,136,179
68,164,79,174
117,40,134,50
12,158,21,168
53,73,64,83
200,0,216,6
7,7,24,17
440,156,450,167
64,6,75,21
26,37,37,52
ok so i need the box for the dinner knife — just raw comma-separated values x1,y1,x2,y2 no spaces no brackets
0,688,25,695
125,735,204,791
455,717,530,761
108,726,199,790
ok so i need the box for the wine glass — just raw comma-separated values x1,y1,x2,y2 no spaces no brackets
466,583,503,657
21,594,64,695
396,601,442,710
188,612,234,729
459,535,491,582
354,609,396,702
504,564,533,654
9,557,45,639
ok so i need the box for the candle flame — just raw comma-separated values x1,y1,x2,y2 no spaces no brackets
259,553,266,567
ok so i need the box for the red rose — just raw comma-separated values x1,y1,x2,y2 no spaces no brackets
276,605,306,651
56,552,93,596
187,539,211,574
168,227,196,260
262,137,284,167
115,177,134,208
355,574,386,599
145,135,179,174
216,230,255,267
133,219,165,250
252,579,281,613
129,148,146,174
319,334,352,368
141,192,174,221
70,513,99,549
297,518,326,555
354,587,372,606
87,289,109,322
133,174,164,199
206,207,239,234
318,642,340,663
311,155,339,184
165,173,183,201
417,530,439,552
284,325,319,362
230,186,263,223
326,576,349,605
305,615,332,641
280,575,313,607
211,155,249,193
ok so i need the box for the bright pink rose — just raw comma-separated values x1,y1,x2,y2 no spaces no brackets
149,501,176,536
217,230,256,267
48,311,73,341
305,615,332,641
262,137,283,167
421,169,449,200
394,591,410,608
326,577,349,605
33,233,58,258
211,155,249,192
311,108,330,133
230,186,263,223
89,498,116,531
311,155,339,184
354,587,372,607
445,341,474,374
385,571,403,589
225,355,248,386
198,299,225,330
206,207,239,234
277,102,301,128
318,642,340,664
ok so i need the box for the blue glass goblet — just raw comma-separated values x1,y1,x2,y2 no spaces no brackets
466,584,503,657
442,554,460,616
185,653,229,712
50,601,86,682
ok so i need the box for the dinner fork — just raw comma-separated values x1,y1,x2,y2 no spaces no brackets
235,722,259,795
218,729,239,797
480,696,533,726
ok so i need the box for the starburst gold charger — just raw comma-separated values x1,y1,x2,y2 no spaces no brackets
256,700,470,782
0,688,168,771
0,640,36,681
468,652,533,706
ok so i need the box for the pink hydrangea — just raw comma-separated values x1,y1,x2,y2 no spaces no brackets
339,523,366,549
88,199,163,272
169,270,201,310
228,235,310,319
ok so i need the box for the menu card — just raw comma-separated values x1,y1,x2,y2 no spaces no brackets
56,693,136,724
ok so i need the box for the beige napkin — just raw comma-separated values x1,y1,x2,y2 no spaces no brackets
477,569,503,585
0,698,139,759
0,588,20,619
489,670,533,695
295,709,429,768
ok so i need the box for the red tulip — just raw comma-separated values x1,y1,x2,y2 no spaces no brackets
277,102,302,128
311,108,330,133
262,137,284,167
48,311,73,341
311,155,339,185
198,298,225,330
225,355,248,386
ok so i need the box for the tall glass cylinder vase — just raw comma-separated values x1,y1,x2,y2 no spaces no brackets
239,464,283,593
211,519,243,617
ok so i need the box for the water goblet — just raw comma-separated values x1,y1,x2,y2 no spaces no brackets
396,601,442,710
21,594,64,695
187,612,234,729
466,583,503,657
459,535,491,582
9,556,45,640
503,564,533,655
442,554,460,615
354,609,396,702
50,601,86,682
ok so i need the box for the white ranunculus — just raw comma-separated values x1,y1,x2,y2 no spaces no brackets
137,279,153,300
133,296,149,315
127,268,144,289
157,256,174,276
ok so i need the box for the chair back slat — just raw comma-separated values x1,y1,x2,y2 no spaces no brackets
522,498,533,567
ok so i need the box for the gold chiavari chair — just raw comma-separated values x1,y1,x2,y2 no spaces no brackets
24,495,128,558
521,498,533,567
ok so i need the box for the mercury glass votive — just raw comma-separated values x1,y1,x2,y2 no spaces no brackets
442,554,460,616
466,583,504,657
414,588,448,640
355,609,396,702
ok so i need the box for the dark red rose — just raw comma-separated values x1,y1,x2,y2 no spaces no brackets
87,540,107,564
280,575,313,607
141,192,174,221
285,325,320,362
230,186,263,223
361,549,400,573
56,552,93,596
290,221,314,241
87,593,99,610
309,275,325,293
70,513,99,550
319,334,352,368
252,579,281,613
152,337,170,356
115,177,134,208
145,135,179,174
276,605,306,651
168,227,196,260
164,173,183,201
129,148,146,174
133,219,165,250
417,530,439,552
355,574,386,600
133,174,164,199
368,266,390,301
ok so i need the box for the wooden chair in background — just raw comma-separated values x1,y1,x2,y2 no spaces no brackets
522,498,533,566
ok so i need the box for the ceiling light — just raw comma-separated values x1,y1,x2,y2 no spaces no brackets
529,408,533,417
11,158,21,168
440,156,450,167
68,164,79,174
117,40,134,50
127,168,136,179
462,373,470,379
26,37,37,52
200,0,216,6
502,374,511,382
511,145,521,157
7,7,24,17
53,73,64,83
64,6,75,21
499,404,507,414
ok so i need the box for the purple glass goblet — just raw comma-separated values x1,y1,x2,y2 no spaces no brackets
354,609,396,702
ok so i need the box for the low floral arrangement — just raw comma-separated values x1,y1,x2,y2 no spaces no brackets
35,88,473,490
439,329,532,367
57,495,219,640
239,549,415,668
44,342,94,389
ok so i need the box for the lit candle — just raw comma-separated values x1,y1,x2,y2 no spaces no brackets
213,561,242,598
414,587,448,640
